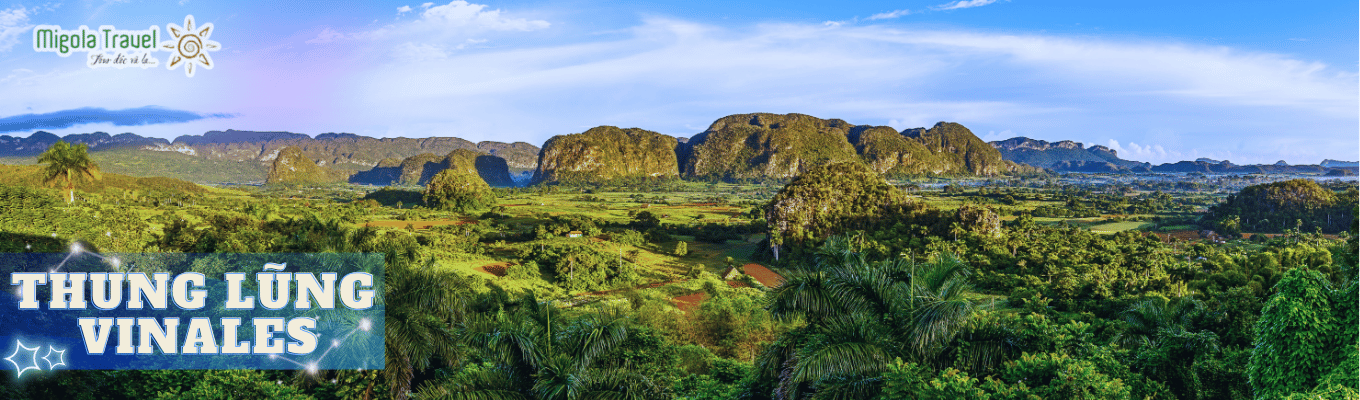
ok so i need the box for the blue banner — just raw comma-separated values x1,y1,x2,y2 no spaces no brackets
1,252,384,375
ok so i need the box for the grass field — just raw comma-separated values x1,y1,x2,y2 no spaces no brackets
1086,221,1155,233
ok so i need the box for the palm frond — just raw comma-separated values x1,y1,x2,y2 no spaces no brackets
414,365,529,400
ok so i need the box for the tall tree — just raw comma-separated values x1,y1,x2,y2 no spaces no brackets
37,141,101,203
757,238,985,399
1248,267,1358,399
382,244,470,400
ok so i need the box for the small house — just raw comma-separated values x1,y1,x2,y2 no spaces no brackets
721,267,743,280
566,231,584,238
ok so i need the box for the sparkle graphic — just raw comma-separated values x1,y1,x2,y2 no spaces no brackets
5,340,42,378
269,319,375,372
41,346,65,370
161,15,220,77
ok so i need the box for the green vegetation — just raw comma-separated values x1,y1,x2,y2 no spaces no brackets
535,125,680,185
764,161,928,257
423,169,497,213
684,113,862,181
38,140,101,203
1,141,1356,400
684,114,1037,182
1248,268,1358,399
265,146,343,185
91,147,269,184
1209,179,1357,234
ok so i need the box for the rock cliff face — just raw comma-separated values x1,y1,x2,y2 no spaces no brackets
445,148,515,187
177,130,495,172
265,146,340,184
682,113,861,180
533,126,679,184
397,153,449,186
682,114,1024,180
849,126,938,176
898,122,1016,176
989,137,1149,171
476,141,540,172
350,149,516,187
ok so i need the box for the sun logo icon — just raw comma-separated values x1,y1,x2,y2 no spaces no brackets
161,15,220,77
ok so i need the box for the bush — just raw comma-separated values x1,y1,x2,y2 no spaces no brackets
506,261,541,280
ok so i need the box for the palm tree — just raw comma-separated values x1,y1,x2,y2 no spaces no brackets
418,293,665,400
382,247,470,400
1117,297,1220,399
950,222,966,242
758,237,985,399
37,141,101,203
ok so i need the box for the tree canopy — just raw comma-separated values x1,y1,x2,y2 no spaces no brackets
424,169,496,213
37,140,101,203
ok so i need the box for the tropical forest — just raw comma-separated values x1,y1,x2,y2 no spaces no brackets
0,112,1356,400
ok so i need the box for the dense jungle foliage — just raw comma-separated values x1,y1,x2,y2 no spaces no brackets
0,142,1355,400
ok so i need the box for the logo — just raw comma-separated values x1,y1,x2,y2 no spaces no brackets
161,15,219,77
31,15,220,77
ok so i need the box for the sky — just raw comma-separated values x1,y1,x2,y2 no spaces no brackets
0,0,1354,165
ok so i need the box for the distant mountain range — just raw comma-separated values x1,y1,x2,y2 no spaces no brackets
0,130,541,184
989,137,1149,172
988,137,1356,176
0,118,1352,185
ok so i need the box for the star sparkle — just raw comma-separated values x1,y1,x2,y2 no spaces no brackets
4,340,42,378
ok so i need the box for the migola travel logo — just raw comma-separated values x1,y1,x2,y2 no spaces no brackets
32,15,220,77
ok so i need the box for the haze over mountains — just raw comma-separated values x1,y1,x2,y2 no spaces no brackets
0,113,1353,186
990,137,1356,176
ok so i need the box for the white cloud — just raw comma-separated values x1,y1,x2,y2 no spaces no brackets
339,20,1353,161
979,129,1014,142
0,7,31,52
397,5,413,14
393,42,450,62
306,28,350,44
356,1,551,62
934,0,1000,10
868,9,911,20
415,1,549,32
852,29,1357,116
1106,139,1178,163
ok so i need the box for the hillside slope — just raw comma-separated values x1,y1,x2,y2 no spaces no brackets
534,126,679,184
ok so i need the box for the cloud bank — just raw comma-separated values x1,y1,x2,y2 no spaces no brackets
934,0,1002,11
0,106,237,133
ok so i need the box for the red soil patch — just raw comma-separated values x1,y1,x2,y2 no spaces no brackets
741,264,783,287
1151,230,1203,242
479,263,509,277
673,292,708,313
364,220,469,229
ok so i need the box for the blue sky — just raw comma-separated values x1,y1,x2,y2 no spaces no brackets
0,0,1354,164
